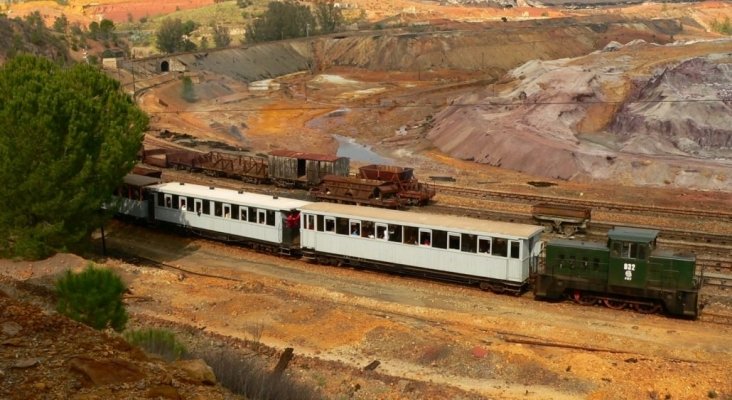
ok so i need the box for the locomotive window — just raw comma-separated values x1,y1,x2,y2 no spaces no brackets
388,224,402,243
558,254,565,269
231,205,240,219
202,200,211,215
611,242,621,256
593,258,600,270
349,221,361,236
171,195,179,209
187,197,194,211
403,226,418,245
419,230,432,247
478,237,491,254
214,202,223,217
317,215,325,232
582,257,589,269
432,230,447,249
324,217,335,233
510,241,520,259
568,255,576,268
461,234,477,253
335,217,349,235
493,238,508,257
638,245,647,259
266,210,275,226
448,233,461,250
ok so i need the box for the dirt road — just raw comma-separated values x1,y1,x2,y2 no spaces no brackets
100,222,732,400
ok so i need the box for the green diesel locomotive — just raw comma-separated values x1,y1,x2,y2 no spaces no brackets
534,227,700,318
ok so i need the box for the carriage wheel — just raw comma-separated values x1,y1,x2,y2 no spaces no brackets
634,303,661,314
603,299,627,310
573,290,597,306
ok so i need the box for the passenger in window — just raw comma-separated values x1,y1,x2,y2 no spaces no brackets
165,197,172,208
351,228,359,236
196,204,202,216
180,200,186,210
422,238,431,246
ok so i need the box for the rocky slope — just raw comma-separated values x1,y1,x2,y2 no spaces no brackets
427,38,732,190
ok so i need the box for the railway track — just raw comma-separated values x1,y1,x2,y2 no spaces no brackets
435,184,732,222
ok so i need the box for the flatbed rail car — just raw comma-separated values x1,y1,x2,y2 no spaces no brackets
531,202,591,236
309,175,405,208
358,164,436,205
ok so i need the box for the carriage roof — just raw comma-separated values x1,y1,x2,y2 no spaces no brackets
148,182,312,210
300,203,544,239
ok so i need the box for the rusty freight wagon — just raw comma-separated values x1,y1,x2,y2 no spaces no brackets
268,150,350,188
309,175,404,208
358,164,435,206
531,202,591,236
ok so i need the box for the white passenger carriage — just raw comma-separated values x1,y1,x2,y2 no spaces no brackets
112,174,161,219
148,182,311,251
299,203,545,293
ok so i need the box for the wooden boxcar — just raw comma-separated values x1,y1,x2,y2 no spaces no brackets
268,150,349,188
531,202,591,236
534,227,699,318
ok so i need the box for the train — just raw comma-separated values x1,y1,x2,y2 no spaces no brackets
139,146,435,208
112,174,701,318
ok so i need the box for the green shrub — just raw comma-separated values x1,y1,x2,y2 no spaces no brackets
710,16,732,35
56,264,128,332
124,328,188,361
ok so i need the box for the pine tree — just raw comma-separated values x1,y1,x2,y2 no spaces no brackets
56,264,128,332
0,55,148,259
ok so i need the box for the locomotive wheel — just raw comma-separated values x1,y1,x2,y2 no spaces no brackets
603,299,627,310
573,291,597,306
634,303,661,314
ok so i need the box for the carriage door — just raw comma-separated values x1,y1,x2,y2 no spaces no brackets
507,239,523,281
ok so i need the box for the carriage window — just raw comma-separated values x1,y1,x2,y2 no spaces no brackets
317,215,325,232
376,224,388,240
248,207,257,222
179,197,187,210
403,226,418,245
432,230,447,249
419,230,432,247
214,202,223,217
196,201,202,214
202,200,211,215
493,238,508,257
461,234,477,253
164,195,172,208
171,195,179,209
231,205,239,219
257,210,266,224
448,233,461,250
350,221,361,236
335,217,349,234
478,238,492,254
266,210,275,226
240,207,248,221
388,224,402,243
325,217,336,233
157,193,165,207
187,197,194,211
223,204,232,219
510,241,520,259
362,221,374,238
306,214,315,230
